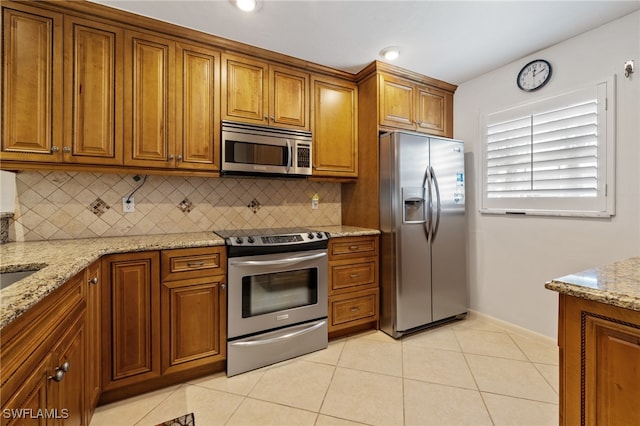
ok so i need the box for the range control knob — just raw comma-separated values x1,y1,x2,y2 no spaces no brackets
316,232,324,239
247,236,255,244
235,237,243,244
307,233,315,239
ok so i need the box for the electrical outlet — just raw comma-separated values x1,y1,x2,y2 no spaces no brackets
311,199,319,210
122,197,135,213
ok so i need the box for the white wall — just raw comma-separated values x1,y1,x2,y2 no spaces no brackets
455,11,640,337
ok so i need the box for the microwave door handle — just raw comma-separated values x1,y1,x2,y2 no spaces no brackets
285,139,292,173
229,251,326,267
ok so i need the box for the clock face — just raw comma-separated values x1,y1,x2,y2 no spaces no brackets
517,59,552,92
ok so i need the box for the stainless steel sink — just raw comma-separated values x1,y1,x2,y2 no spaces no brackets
0,270,38,290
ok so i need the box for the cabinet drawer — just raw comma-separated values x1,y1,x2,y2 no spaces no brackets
161,247,226,281
329,289,379,330
329,236,378,260
330,260,377,293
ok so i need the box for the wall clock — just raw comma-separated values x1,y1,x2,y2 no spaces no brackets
517,59,552,92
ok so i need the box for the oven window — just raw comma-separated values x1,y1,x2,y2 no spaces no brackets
225,140,286,166
242,268,318,318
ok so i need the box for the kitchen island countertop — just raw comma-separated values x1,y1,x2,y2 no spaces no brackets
545,256,640,312
0,226,378,329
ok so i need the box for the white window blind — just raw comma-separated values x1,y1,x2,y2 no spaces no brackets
481,77,615,217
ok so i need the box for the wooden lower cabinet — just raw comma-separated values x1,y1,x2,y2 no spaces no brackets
100,252,161,392
0,268,87,425
559,294,640,425
160,247,227,374
328,235,379,337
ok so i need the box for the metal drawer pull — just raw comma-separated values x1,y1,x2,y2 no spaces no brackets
187,261,206,267
349,273,361,278
89,277,99,285
49,361,70,382
350,307,360,312
348,245,360,251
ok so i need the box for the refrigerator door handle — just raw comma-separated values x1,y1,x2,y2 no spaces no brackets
430,166,442,243
423,165,432,241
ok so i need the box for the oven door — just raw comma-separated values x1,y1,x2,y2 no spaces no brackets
227,249,328,339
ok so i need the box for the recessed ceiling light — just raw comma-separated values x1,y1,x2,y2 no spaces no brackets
380,47,400,61
233,0,260,12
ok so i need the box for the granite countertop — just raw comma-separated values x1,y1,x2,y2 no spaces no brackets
545,256,640,312
0,226,378,330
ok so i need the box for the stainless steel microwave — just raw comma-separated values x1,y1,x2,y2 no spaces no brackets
221,121,312,177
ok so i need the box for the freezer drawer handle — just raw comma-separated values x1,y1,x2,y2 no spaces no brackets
229,320,326,346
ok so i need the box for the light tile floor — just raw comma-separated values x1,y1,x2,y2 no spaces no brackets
90,312,559,426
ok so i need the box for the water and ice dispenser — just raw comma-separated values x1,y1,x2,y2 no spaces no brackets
402,187,426,223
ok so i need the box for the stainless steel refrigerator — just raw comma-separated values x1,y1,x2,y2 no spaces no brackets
379,131,467,338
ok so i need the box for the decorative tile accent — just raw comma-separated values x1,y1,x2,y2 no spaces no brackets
88,198,110,217
178,198,194,213
8,171,342,242
247,198,261,214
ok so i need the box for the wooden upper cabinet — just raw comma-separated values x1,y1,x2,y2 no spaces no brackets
1,3,63,162
222,54,309,130
175,42,220,171
416,85,453,137
123,30,175,168
64,16,123,165
311,76,358,178
379,72,454,138
379,73,415,130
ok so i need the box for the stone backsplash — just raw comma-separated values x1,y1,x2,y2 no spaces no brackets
7,171,341,242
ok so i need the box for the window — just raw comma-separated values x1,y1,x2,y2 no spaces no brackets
480,77,615,217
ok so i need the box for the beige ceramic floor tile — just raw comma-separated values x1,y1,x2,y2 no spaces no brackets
338,336,403,376
509,331,559,365
403,379,493,426
315,414,370,425
321,367,404,426
534,363,560,394
89,384,180,426
225,397,317,426
455,328,527,360
134,384,243,426
248,359,335,411
349,329,398,343
403,345,477,390
300,337,346,365
402,326,462,352
187,368,265,396
451,313,508,333
466,354,558,403
482,392,559,426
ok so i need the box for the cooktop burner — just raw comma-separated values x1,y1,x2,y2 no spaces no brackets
214,227,330,247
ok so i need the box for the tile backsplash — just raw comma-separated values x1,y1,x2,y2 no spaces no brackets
8,171,341,242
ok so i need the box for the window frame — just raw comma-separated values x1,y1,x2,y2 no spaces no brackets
479,76,616,218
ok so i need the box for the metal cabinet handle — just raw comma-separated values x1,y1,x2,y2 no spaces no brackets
62,147,71,153
177,155,183,160
51,146,59,153
187,261,205,268
270,115,275,120
350,307,360,312
349,273,361,279
168,154,174,160
49,361,70,382
264,115,269,120
220,283,226,290
348,245,360,251
89,277,99,285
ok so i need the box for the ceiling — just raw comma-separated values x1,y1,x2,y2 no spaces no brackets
90,0,640,85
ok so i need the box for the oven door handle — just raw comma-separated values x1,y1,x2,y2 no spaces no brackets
229,320,326,347
229,252,326,267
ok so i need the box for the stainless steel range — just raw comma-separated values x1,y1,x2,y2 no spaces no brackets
215,228,330,376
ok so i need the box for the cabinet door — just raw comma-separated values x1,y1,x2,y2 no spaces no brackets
0,354,50,426
1,4,63,162
175,42,220,171
222,54,268,125
270,65,309,130
85,261,101,418
101,252,160,391
161,276,227,374
50,315,86,426
311,76,358,177
378,73,415,130
124,31,175,168
584,316,640,425
64,16,123,165
415,85,453,137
